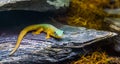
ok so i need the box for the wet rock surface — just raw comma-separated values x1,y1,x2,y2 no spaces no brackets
104,8,120,52
0,0,70,12
0,25,117,64
104,18,120,52
104,8,120,15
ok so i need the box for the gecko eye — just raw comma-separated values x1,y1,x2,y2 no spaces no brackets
54,32,58,35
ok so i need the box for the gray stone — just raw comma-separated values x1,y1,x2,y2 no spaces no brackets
104,18,120,52
0,0,70,12
104,8,120,15
104,18,120,32
0,24,117,64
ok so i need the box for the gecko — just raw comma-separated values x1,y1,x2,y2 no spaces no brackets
9,24,64,56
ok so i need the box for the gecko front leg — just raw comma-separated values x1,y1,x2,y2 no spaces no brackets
45,28,55,39
46,31,52,39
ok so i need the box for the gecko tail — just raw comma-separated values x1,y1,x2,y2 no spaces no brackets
9,30,27,56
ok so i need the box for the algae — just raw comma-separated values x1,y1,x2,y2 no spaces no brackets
71,51,113,64
63,0,120,30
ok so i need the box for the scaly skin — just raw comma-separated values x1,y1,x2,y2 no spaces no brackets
9,24,63,56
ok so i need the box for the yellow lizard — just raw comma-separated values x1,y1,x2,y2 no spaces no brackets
9,24,63,56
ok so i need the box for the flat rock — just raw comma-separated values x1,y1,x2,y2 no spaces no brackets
0,0,70,12
0,25,117,64
104,18,120,52
104,8,120,15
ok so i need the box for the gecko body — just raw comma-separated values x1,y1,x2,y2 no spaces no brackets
9,24,63,55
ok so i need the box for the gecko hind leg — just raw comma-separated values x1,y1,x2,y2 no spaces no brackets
32,28,43,35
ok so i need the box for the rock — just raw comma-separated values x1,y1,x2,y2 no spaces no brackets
104,18,120,52
0,0,70,12
104,18,120,32
113,35,120,52
104,8,120,15
0,24,117,64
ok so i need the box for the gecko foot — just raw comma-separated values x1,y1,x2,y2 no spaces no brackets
46,36,51,39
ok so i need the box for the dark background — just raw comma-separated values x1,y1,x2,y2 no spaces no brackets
0,10,57,29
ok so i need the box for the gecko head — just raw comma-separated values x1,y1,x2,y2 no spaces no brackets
55,29,63,37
